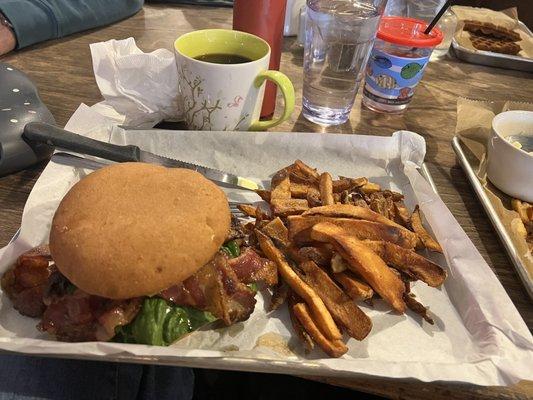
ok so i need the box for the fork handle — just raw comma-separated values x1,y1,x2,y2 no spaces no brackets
23,122,141,163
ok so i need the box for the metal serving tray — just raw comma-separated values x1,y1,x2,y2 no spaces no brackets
452,136,533,299
452,21,533,73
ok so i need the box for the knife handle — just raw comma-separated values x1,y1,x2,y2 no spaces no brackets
23,122,141,163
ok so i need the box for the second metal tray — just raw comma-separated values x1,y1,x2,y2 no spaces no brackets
452,21,533,73
452,136,533,299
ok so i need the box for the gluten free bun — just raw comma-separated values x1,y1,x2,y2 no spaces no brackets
49,163,230,299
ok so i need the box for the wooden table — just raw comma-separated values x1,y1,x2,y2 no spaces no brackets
0,4,532,400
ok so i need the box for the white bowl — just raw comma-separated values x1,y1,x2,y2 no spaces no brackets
486,110,533,202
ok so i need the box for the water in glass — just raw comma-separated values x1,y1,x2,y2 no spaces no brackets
302,0,383,125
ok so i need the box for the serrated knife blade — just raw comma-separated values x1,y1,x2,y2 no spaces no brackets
23,122,260,191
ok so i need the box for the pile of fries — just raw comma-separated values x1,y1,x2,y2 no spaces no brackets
238,160,447,357
511,199,533,252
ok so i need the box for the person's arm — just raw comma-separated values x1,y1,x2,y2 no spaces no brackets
148,0,232,6
0,0,144,51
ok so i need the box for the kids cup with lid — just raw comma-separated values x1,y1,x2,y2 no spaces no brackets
363,17,443,114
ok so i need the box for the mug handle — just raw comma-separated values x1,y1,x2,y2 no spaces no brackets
249,71,295,131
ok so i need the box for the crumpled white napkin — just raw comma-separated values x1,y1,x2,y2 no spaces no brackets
90,37,182,128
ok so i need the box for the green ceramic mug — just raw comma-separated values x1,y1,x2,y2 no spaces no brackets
174,29,295,131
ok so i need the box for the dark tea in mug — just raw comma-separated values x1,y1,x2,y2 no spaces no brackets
194,53,253,64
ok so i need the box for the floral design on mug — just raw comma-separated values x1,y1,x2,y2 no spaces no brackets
178,64,222,130
227,95,244,108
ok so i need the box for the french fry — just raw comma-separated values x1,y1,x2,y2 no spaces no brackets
310,223,406,313
292,302,348,358
262,217,289,246
271,199,309,217
332,177,368,193
299,261,372,340
362,240,447,287
287,292,314,353
302,204,412,232
255,230,342,340
256,189,271,202
359,182,381,194
287,215,418,249
269,281,289,312
333,271,374,301
287,245,332,268
511,199,533,224
237,204,259,218
290,182,320,199
393,201,411,227
404,293,434,325
294,160,320,181
271,174,291,200
306,190,322,208
369,193,394,220
411,206,443,253
319,173,335,206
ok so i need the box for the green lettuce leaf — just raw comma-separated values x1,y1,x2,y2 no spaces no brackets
221,240,240,258
115,298,216,346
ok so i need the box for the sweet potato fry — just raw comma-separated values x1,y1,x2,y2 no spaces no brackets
302,204,409,231
287,292,314,352
307,191,322,208
292,302,348,358
319,173,335,206
332,177,368,193
511,199,533,224
333,271,374,301
271,199,309,217
362,240,447,287
411,206,443,253
237,204,259,218
368,192,394,220
294,160,320,181
269,281,289,312
256,189,271,202
310,223,406,313
271,174,291,200
290,182,320,199
291,246,333,268
255,230,342,340
262,217,289,246
288,216,417,249
359,182,381,194
404,293,434,325
299,261,372,340
393,201,411,227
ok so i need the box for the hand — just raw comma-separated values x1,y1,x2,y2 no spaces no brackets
0,19,16,56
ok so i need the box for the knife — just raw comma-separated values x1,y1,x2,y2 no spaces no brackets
23,122,260,191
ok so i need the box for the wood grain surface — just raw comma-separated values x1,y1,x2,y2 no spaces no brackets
0,5,531,400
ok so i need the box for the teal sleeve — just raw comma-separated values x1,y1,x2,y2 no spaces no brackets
148,0,232,6
0,0,144,49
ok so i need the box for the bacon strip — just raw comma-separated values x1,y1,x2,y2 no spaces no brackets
227,247,278,287
163,252,258,325
1,246,55,317
39,290,142,342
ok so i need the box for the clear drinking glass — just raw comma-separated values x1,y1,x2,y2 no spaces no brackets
406,0,445,22
302,0,386,125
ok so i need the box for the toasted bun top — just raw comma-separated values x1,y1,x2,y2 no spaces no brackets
49,162,230,299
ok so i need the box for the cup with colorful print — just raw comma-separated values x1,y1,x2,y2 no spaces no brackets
362,17,443,114
174,29,295,131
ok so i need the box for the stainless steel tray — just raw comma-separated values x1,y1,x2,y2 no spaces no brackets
452,21,533,73
452,136,533,299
